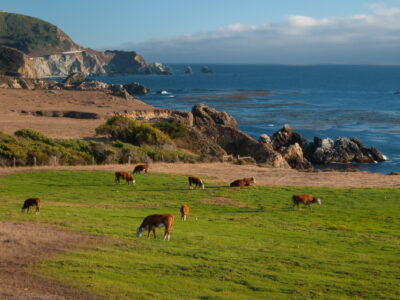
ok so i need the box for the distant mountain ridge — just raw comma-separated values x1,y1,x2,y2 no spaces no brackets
0,11,81,56
0,11,169,77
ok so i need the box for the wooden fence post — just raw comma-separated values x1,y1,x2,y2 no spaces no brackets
128,155,131,165
13,157,16,168
92,156,95,165
54,156,57,167
34,157,37,167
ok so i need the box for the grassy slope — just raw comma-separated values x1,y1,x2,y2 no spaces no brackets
0,11,76,56
0,171,399,299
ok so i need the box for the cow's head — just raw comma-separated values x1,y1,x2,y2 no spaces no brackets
132,179,136,186
315,198,322,205
21,207,26,213
251,177,256,184
136,227,145,238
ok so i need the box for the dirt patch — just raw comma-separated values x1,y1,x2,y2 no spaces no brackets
195,197,247,207
0,162,399,189
0,221,104,299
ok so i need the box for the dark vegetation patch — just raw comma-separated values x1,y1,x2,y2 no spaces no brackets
20,110,99,119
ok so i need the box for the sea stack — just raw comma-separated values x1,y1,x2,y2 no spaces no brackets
185,66,193,74
201,65,213,73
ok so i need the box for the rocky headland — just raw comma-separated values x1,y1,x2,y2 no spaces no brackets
0,12,170,78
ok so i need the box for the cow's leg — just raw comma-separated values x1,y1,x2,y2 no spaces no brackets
152,228,156,239
147,227,152,239
163,227,169,240
36,205,40,215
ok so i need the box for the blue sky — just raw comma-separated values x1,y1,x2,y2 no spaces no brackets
2,1,400,64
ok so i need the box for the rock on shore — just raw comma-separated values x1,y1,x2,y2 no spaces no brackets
266,124,386,167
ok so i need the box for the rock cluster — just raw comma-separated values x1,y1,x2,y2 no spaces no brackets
185,66,193,74
0,72,148,100
201,66,213,73
311,136,385,164
192,104,238,129
261,124,386,168
127,105,385,169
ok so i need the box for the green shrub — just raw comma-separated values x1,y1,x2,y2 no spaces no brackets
0,129,201,167
96,115,172,146
14,129,55,145
153,121,188,138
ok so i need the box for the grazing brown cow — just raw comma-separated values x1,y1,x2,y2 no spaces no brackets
188,176,204,190
115,171,135,185
292,194,321,210
136,214,174,241
180,205,189,221
21,198,40,214
133,164,150,175
230,176,256,187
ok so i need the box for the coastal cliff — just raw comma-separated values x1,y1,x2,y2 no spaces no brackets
0,12,169,78
0,45,38,78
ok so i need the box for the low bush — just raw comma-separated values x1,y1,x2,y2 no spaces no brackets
153,120,188,138
0,129,202,167
96,115,172,146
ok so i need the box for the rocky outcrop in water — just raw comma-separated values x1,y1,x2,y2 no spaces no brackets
264,124,386,167
201,66,213,73
311,136,385,164
124,82,148,95
185,66,193,74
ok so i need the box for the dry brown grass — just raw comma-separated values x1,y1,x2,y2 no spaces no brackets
0,89,153,139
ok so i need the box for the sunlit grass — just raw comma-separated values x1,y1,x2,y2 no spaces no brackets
0,171,399,299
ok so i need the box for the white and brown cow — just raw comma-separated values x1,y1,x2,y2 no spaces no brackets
115,171,135,185
133,164,150,175
292,194,321,210
188,176,204,190
136,214,174,241
180,205,189,221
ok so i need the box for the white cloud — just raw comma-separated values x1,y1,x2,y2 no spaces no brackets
123,4,400,64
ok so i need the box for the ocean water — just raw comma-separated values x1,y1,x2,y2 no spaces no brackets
93,64,400,173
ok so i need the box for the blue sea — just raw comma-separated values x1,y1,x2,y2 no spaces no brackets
93,64,400,174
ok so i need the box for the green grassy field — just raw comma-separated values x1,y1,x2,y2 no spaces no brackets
0,171,399,299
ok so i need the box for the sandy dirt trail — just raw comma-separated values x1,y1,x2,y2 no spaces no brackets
1,162,399,188
0,221,104,299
